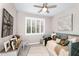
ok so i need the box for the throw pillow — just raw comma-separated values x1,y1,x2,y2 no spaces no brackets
56,38,61,44
64,39,70,46
60,39,69,46
51,33,56,38
60,39,65,46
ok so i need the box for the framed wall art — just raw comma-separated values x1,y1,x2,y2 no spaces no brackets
1,8,13,38
57,14,73,31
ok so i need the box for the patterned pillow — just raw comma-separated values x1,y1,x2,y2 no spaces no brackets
56,33,68,40
60,39,70,46
56,38,61,44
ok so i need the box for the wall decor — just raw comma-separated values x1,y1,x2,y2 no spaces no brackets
57,14,73,31
1,8,13,37
4,40,11,52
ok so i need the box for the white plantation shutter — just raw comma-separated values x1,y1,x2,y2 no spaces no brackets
25,17,45,35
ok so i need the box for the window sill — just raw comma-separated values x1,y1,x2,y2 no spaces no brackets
25,33,44,36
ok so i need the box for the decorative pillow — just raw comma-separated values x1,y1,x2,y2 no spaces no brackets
4,40,10,52
51,33,56,38
64,39,70,46
56,33,68,40
56,38,61,44
60,39,65,46
60,39,70,46
52,35,57,40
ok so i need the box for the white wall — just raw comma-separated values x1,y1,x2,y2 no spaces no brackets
16,11,52,44
52,5,79,34
0,3,16,51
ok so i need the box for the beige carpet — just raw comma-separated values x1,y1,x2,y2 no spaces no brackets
27,44,49,56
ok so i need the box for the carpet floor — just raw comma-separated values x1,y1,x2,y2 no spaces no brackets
18,44,49,56
27,44,49,56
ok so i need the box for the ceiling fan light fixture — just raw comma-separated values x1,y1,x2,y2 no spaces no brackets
42,7,47,12
34,3,57,13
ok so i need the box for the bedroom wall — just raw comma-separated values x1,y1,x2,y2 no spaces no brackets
16,11,52,44
52,4,79,34
0,3,16,51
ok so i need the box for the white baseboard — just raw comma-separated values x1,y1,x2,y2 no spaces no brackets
28,42,40,45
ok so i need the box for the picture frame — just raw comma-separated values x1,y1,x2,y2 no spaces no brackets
57,14,73,31
1,8,13,37
4,40,11,52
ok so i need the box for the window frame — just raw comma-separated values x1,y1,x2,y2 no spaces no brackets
25,17,45,35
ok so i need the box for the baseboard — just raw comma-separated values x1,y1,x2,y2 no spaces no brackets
28,42,40,45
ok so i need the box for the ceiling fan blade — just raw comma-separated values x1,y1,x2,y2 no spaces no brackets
46,10,49,13
47,5,57,8
34,5,43,8
43,3,48,6
38,9,42,13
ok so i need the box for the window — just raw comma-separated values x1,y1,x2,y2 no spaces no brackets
25,17,45,35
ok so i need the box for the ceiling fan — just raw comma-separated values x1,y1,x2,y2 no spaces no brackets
34,3,57,13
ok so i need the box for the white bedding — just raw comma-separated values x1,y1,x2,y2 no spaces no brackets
46,40,69,56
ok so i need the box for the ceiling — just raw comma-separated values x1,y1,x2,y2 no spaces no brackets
15,3,78,17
